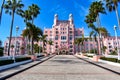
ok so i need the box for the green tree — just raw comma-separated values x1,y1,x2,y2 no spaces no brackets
39,35,47,54
89,27,108,54
28,4,40,23
0,40,2,47
105,0,120,29
21,4,41,55
34,44,39,53
48,40,53,54
4,0,24,56
22,23,42,55
101,46,107,54
74,34,84,53
20,46,24,54
0,0,5,24
85,1,106,54
0,47,4,56
21,10,32,23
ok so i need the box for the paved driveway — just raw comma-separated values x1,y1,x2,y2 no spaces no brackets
7,55,120,80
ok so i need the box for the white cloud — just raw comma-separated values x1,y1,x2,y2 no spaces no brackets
73,0,89,17
49,4,68,19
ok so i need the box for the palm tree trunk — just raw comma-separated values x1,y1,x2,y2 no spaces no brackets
96,14,101,55
43,42,44,53
115,5,120,29
0,0,5,25
80,45,82,53
8,11,15,56
50,45,51,54
31,37,34,55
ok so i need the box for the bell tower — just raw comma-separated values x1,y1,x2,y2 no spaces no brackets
69,14,73,25
54,14,58,26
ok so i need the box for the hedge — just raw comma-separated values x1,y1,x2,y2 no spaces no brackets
0,57,31,66
100,57,120,63
86,55,93,58
15,57,31,62
0,60,14,66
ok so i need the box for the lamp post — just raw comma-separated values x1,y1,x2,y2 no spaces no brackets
14,26,19,63
114,25,120,60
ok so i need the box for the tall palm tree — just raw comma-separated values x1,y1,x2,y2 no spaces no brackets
28,4,40,23
4,0,24,56
105,0,120,29
22,23,42,55
48,40,53,54
0,40,2,48
21,4,40,55
21,10,32,23
39,35,47,54
0,0,5,24
74,34,84,53
89,27,108,54
85,1,106,54
22,27,31,54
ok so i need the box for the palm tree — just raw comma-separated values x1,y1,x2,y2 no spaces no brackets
22,23,42,55
74,34,84,54
0,0,5,24
21,4,40,55
39,35,47,54
28,4,40,23
20,46,24,54
89,27,108,54
85,1,106,54
4,0,24,56
48,40,53,54
0,40,2,48
34,44,39,53
101,46,107,54
21,10,32,23
105,0,120,29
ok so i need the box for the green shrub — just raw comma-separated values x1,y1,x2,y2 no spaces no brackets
0,48,3,56
15,57,31,62
117,60,120,63
0,60,14,66
100,57,118,63
86,55,93,58
110,50,117,55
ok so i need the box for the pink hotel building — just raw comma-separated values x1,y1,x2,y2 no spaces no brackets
43,14,84,54
3,14,120,55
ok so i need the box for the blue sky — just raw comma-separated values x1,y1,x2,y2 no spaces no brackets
0,0,120,46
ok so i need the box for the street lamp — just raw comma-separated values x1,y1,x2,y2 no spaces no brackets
15,26,19,55
114,25,120,60
13,26,19,63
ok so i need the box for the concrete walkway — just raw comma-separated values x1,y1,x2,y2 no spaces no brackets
6,55,120,80
0,55,54,80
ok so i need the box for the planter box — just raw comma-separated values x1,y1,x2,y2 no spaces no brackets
93,55,103,62
81,53,85,58
27,55,37,61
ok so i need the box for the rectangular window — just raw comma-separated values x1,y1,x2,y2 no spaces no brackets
55,36,58,40
69,36,72,40
45,31,47,33
61,36,66,40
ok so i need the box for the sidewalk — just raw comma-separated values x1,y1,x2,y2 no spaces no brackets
0,55,54,80
75,55,120,75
